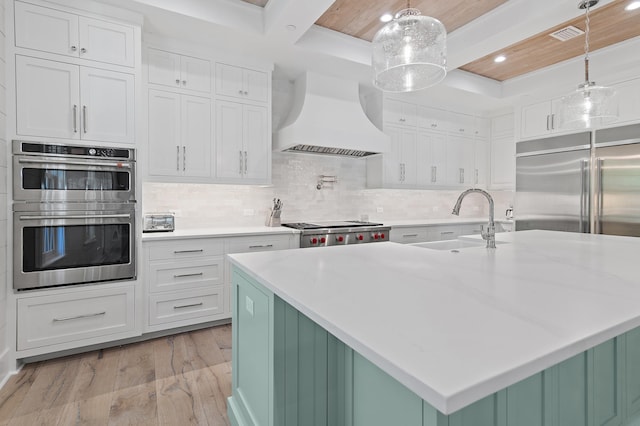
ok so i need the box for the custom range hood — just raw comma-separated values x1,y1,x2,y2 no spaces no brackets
274,72,389,158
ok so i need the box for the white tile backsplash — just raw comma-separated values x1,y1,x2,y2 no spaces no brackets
143,152,515,228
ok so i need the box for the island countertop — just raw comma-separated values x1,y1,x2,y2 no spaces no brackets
228,230,640,414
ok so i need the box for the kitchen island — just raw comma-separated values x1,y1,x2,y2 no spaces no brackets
226,230,640,426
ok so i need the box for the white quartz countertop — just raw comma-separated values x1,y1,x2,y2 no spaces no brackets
141,226,300,241
228,230,640,414
383,217,499,227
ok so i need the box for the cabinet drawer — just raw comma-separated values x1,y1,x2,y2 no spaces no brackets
149,257,224,293
459,223,484,236
226,235,293,253
17,285,135,350
389,227,429,244
148,238,223,260
149,287,224,325
427,226,460,241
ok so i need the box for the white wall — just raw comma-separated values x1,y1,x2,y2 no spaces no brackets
0,0,9,387
143,152,514,229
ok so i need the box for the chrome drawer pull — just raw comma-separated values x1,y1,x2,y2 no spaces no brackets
402,234,418,237
20,214,131,220
53,311,106,322
441,231,455,235
173,272,204,278
249,244,274,249
173,302,204,309
173,249,204,254
18,158,132,168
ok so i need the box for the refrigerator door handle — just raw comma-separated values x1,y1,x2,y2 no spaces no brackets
579,159,590,233
595,158,604,234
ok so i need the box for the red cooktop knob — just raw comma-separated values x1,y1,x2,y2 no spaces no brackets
337,235,344,242
373,233,380,240
320,237,326,243
381,233,385,239
311,237,318,244
357,234,364,241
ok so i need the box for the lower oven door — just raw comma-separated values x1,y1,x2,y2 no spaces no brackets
14,204,136,290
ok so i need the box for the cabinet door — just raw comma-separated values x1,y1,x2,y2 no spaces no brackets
475,138,488,187
449,392,506,426
383,127,404,185
148,90,181,177
148,48,181,88
521,101,552,139
615,78,640,124
215,63,244,98
181,55,211,93
592,337,623,426
490,136,516,190
243,68,268,102
417,105,450,132
15,1,80,57
79,67,134,143
16,56,80,139
385,99,417,127
215,100,244,179
416,131,446,186
181,95,211,178
400,130,417,185
78,16,134,67
446,135,475,186
243,105,269,180
449,112,475,137
626,328,640,420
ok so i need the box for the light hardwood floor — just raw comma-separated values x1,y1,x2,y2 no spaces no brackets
0,324,232,426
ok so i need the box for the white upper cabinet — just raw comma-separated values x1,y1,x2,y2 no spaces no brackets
385,99,418,127
417,106,450,132
614,78,640,124
215,63,268,103
489,113,515,190
15,1,135,67
148,48,211,93
416,131,447,186
16,56,134,143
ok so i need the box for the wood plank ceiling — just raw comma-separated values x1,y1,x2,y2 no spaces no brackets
238,0,640,82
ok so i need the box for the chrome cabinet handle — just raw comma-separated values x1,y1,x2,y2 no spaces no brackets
182,80,187,86
80,47,87,54
238,90,243,95
239,150,243,175
73,105,78,133
173,303,203,309
551,114,555,130
244,151,248,174
431,166,437,183
441,231,455,235
595,158,603,234
249,244,274,249
20,213,131,220
70,45,77,52
183,146,186,171
174,249,204,254
459,168,464,184
402,234,418,238
53,311,105,322
82,105,87,133
244,91,248,95
546,115,550,131
475,169,479,184
176,79,180,85
177,146,180,171
173,272,204,278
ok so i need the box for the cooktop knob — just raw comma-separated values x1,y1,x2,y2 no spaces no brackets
320,237,326,244
311,237,318,244
337,235,344,242
373,233,379,240
357,234,364,241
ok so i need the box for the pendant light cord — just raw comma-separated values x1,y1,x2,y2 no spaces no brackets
584,2,591,83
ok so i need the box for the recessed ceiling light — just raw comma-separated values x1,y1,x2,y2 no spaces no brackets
626,1,640,11
380,13,393,23
286,24,297,31
494,55,506,63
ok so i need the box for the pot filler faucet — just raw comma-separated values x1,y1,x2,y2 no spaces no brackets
452,188,496,249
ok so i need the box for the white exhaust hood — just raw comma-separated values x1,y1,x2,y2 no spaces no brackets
274,72,389,158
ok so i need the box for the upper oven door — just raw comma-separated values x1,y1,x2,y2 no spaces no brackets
13,155,135,203
14,203,136,290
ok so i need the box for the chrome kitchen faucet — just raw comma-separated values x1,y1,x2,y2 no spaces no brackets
452,188,496,249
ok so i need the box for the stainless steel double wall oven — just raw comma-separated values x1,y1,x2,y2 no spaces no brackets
13,141,137,290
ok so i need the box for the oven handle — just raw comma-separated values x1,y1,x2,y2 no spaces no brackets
19,213,132,220
18,158,133,169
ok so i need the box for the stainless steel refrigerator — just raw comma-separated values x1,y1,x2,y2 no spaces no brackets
515,123,640,237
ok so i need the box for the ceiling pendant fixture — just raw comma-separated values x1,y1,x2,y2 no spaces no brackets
371,0,447,92
557,0,617,129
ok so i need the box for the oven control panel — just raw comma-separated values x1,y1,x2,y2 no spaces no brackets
301,229,389,248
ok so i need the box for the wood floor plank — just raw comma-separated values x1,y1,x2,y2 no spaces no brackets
190,362,232,426
107,382,157,426
153,334,191,380
0,363,39,424
210,325,232,363
183,328,226,370
156,373,207,426
55,394,112,426
113,342,156,391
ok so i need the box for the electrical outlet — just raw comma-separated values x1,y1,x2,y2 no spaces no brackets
376,207,384,213
245,296,254,316
243,209,255,216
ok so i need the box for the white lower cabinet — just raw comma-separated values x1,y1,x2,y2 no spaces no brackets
389,226,430,244
391,222,488,244
149,287,224,326
17,284,136,351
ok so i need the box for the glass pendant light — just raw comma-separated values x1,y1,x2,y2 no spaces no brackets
372,0,447,92
557,0,618,129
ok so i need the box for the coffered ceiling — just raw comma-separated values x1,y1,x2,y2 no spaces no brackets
238,0,640,82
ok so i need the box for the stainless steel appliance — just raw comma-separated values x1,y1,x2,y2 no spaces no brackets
282,221,390,248
13,140,135,203
515,124,640,237
12,141,137,290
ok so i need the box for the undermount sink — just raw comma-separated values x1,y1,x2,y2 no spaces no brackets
412,239,505,251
